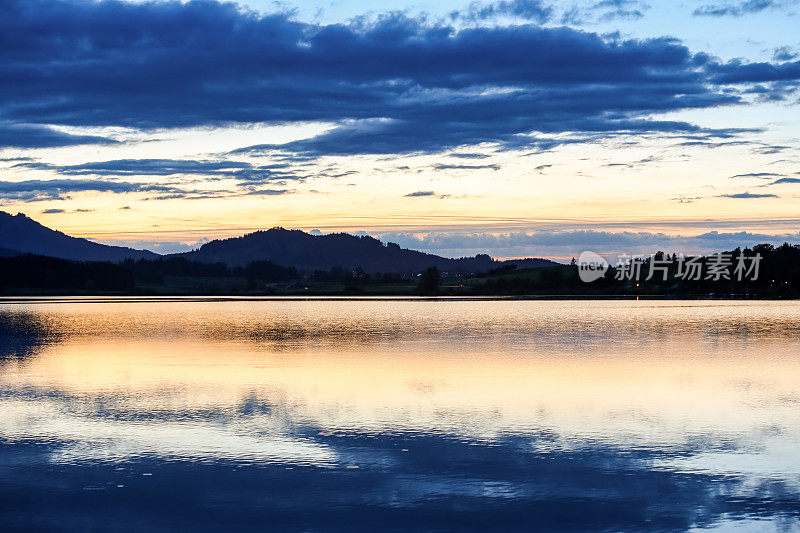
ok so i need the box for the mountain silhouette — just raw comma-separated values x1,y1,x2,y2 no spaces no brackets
0,247,21,257
175,227,557,273
0,211,158,262
0,211,557,273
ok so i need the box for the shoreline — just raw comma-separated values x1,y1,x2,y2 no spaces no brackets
1,294,798,303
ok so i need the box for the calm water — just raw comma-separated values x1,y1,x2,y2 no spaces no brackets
1,298,800,532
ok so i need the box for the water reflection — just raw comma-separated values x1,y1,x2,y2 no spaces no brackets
1,299,799,531
0,311,59,363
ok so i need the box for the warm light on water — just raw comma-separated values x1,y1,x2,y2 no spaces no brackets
1,298,799,530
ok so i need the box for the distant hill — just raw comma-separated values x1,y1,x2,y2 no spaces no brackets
175,227,557,273
0,211,158,262
0,212,556,273
0,247,21,258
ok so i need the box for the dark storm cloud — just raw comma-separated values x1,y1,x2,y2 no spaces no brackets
1,0,797,155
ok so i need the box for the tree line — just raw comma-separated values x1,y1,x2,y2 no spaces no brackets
1,243,798,297
0,255,297,293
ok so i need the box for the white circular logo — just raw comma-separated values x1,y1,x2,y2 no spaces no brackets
578,251,609,283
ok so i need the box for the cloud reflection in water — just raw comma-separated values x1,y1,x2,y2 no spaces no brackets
1,299,799,531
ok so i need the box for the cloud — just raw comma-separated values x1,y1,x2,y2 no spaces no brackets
92,239,199,255
671,195,704,203
2,0,792,158
675,139,750,149
592,0,650,21
434,163,501,171
773,46,799,62
0,122,116,149
558,0,649,24
768,177,800,184
708,58,800,84
603,154,662,170
244,188,293,196
742,83,791,102
752,144,794,155
16,159,307,185
451,0,553,23
0,179,184,202
18,159,251,177
38,207,95,214
404,191,437,197
693,0,788,16
718,191,779,198
729,172,784,178
376,229,800,258
448,153,491,159
2,161,307,202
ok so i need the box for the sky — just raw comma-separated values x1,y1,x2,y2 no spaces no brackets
1,0,800,259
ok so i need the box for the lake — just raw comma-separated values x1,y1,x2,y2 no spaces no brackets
1,298,799,531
